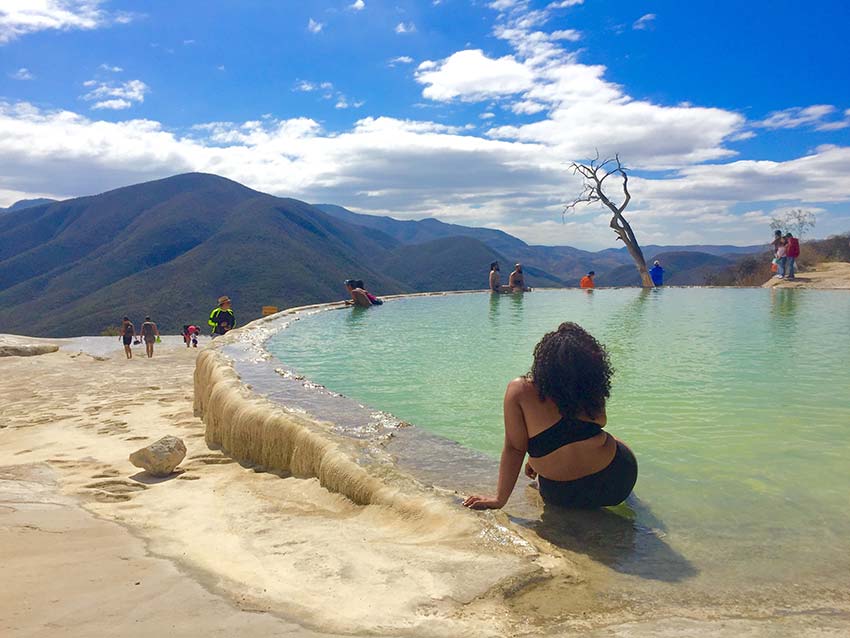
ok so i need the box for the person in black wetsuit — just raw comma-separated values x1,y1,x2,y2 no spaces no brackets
464,322,637,510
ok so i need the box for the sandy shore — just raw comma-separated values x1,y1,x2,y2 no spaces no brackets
763,261,850,289
0,337,582,637
3,334,850,637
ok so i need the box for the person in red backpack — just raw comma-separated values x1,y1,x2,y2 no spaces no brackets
784,232,800,280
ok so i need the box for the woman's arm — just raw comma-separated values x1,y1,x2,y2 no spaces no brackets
464,380,528,509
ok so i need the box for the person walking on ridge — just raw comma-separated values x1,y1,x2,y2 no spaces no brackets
649,260,664,287
140,316,160,358
120,316,135,360
580,271,595,289
209,296,235,338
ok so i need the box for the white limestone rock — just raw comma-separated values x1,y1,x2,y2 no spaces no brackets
129,436,187,476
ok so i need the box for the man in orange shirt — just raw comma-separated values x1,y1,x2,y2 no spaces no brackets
580,271,595,288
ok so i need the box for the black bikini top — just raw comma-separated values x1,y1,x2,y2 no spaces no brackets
527,418,603,458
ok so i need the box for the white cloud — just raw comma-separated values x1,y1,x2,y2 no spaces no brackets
756,105,850,132
91,98,131,110
81,79,149,110
183,39,195,45
547,0,584,8
0,0,132,44
2,101,849,249
550,29,581,41
350,0,365,10
388,55,414,67
9,67,34,80
633,14,656,30
416,50,534,101
335,97,349,109
308,18,323,34
216,65,226,71
395,22,416,34
294,80,334,93
99,63,123,72
489,1,520,10
411,4,748,169
480,112,495,119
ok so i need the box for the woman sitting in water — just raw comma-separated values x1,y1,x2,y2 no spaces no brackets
464,322,637,509
344,279,383,307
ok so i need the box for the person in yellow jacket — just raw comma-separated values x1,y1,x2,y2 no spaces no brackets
208,296,235,338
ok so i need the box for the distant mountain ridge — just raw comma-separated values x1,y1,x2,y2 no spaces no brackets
0,198,58,214
0,173,567,336
315,203,765,286
0,173,766,337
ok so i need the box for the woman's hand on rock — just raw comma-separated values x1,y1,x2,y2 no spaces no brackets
462,495,503,510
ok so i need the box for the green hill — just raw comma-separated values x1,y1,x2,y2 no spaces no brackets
0,174,415,336
0,173,563,337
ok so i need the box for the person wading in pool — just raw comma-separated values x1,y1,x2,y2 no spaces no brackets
464,322,637,510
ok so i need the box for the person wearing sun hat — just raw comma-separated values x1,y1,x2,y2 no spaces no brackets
208,295,235,338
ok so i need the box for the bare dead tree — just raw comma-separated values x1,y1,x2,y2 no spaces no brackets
565,154,653,288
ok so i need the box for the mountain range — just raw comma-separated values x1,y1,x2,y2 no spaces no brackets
0,198,57,215
0,173,765,337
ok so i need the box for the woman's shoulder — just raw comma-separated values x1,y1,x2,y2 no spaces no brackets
506,376,536,398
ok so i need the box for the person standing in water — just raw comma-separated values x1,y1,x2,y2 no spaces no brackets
464,322,637,510
209,296,235,337
649,260,664,287
580,271,595,289
120,316,135,360
139,316,160,358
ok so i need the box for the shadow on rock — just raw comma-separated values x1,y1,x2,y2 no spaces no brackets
129,470,184,484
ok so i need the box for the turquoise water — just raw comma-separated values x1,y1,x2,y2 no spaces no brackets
269,289,850,589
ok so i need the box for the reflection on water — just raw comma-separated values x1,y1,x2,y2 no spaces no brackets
533,496,697,583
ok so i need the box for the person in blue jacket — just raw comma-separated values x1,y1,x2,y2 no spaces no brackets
649,260,664,287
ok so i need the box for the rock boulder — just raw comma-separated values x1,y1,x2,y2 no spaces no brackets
129,436,187,477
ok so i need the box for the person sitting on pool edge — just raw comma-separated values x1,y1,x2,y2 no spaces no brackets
464,322,637,510
488,261,511,293
344,279,383,307
509,263,531,292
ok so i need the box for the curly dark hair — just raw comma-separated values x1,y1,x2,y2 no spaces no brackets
528,322,613,420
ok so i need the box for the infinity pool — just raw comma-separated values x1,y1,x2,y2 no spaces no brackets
268,288,850,596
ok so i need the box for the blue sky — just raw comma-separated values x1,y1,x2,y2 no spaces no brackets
1,0,849,248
